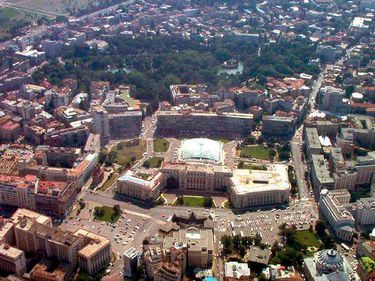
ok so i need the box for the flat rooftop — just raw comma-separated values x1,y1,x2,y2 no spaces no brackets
231,164,290,195
0,243,24,259
75,228,110,259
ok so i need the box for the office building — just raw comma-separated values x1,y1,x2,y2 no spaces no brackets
311,154,335,195
75,229,112,275
123,247,139,278
0,243,26,276
305,128,322,160
224,261,251,281
117,171,163,202
230,165,290,209
163,227,213,269
156,111,253,138
261,115,295,137
319,189,355,241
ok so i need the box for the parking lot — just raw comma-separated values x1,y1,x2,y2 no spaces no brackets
60,201,161,275
214,200,318,246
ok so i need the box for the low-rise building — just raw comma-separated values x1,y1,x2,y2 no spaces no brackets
224,261,251,281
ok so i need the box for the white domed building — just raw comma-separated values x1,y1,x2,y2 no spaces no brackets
161,138,233,192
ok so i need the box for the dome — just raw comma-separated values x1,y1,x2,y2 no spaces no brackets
179,138,223,163
315,249,344,274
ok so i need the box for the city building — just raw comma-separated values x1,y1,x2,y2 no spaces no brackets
305,128,322,160
170,84,210,105
143,245,163,279
156,111,253,138
123,247,139,278
319,189,355,241
0,243,26,276
74,229,112,275
311,155,335,195
230,165,290,209
224,261,251,281
163,227,214,269
117,171,163,202
91,105,110,144
261,115,295,137
351,197,375,226
303,249,360,280
0,174,77,217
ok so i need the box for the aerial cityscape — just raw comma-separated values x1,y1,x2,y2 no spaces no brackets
0,0,374,280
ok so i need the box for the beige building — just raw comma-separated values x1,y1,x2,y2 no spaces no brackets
1,208,110,275
75,229,111,275
143,245,163,279
164,227,213,269
0,243,26,276
311,154,335,196
156,111,253,137
319,189,355,241
161,138,232,192
14,218,83,266
117,171,163,201
230,165,290,209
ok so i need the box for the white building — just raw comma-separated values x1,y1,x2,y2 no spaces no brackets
230,164,290,209
117,171,163,201
351,197,375,226
224,261,251,280
319,189,355,241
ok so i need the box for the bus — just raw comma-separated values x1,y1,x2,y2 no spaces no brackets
341,243,350,252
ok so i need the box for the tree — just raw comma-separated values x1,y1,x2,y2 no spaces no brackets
143,161,150,169
239,245,247,258
345,85,355,98
94,208,104,217
203,198,213,208
233,234,241,249
269,149,277,160
176,196,184,205
254,232,262,246
315,220,327,238
98,149,108,165
113,204,121,216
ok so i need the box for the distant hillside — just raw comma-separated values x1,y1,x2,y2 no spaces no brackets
7,0,124,17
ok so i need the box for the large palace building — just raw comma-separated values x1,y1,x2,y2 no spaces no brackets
117,138,290,208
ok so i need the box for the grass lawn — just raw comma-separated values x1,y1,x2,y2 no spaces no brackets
119,88,138,107
213,137,232,144
361,257,375,273
143,157,164,168
242,164,267,170
153,138,170,153
94,205,121,222
100,173,118,191
294,230,321,248
110,140,146,166
239,145,271,160
174,196,213,207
